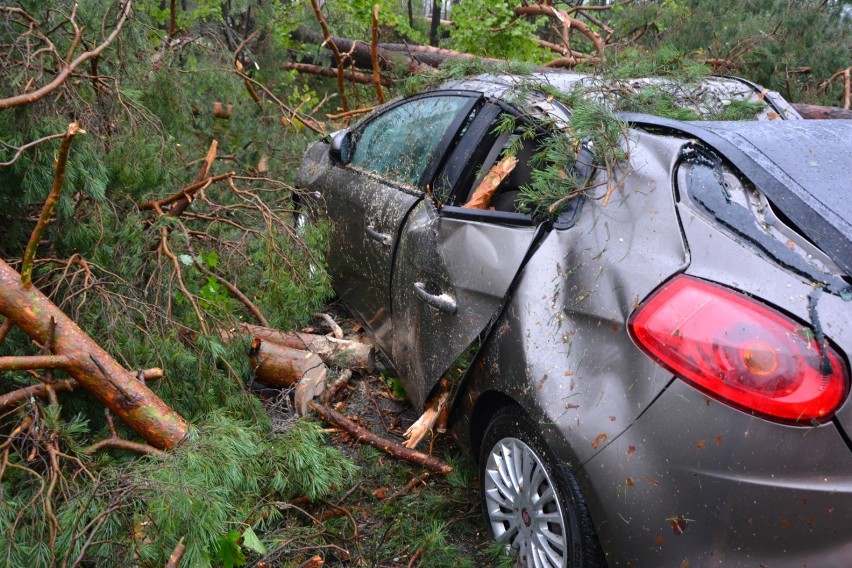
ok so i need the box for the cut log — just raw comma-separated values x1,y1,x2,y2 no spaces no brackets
249,337,327,389
308,401,453,474
239,324,374,372
0,259,188,449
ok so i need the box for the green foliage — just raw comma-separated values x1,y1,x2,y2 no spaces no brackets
0,1,348,565
382,372,408,399
402,57,533,97
449,0,547,62
608,0,852,105
719,98,768,121
0,413,354,567
603,45,711,80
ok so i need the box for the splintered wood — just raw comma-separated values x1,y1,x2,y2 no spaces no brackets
403,378,451,449
463,155,518,210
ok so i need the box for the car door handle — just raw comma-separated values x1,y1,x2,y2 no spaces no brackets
366,225,392,246
413,281,457,314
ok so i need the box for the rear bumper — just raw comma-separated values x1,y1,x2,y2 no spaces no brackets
582,379,852,567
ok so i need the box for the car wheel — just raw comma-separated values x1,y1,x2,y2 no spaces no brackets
479,406,605,568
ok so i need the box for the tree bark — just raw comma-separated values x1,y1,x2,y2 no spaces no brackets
429,0,442,47
791,103,852,120
284,63,391,86
0,259,188,449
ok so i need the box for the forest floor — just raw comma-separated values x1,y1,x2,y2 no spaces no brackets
254,307,498,567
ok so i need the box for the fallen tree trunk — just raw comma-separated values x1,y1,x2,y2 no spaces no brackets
284,62,391,86
249,337,327,388
0,259,188,449
290,26,556,76
791,103,852,120
308,401,453,474
239,323,374,372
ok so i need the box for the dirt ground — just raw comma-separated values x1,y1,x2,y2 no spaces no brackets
254,311,499,567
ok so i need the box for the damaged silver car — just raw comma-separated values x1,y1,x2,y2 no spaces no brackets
296,71,852,567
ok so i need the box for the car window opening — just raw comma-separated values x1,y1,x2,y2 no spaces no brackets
459,128,544,214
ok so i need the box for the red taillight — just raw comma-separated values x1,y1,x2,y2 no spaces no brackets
628,275,849,424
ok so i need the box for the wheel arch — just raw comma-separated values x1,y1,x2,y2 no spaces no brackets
469,389,521,464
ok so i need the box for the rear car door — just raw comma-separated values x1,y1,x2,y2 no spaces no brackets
320,93,480,353
392,105,553,408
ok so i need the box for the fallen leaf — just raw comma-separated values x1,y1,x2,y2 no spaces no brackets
592,433,608,449
373,487,388,499
669,515,687,535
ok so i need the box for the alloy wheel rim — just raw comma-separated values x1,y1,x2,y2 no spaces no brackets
484,437,569,568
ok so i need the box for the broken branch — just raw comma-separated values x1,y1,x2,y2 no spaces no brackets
0,354,72,371
138,172,235,211
515,4,606,59
308,401,453,474
0,379,77,410
21,122,82,288
371,5,387,104
314,312,344,339
0,259,188,449
0,1,132,110
310,0,349,111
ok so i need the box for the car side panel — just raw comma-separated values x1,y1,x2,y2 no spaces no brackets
586,379,852,567
453,131,690,466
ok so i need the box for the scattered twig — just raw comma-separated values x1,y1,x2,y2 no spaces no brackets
407,547,423,568
297,555,324,568
82,409,168,458
0,132,67,168
320,369,353,404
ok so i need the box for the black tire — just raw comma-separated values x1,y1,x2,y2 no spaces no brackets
479,406,606,568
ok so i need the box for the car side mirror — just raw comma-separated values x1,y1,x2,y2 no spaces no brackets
329,130,352,165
